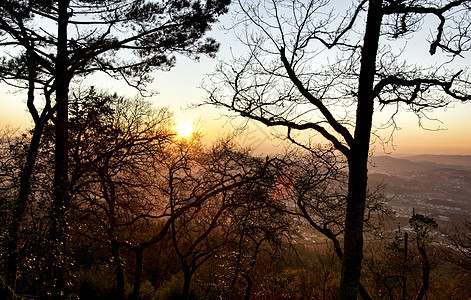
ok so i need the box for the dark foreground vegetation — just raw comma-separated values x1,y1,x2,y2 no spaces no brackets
1,0,471,299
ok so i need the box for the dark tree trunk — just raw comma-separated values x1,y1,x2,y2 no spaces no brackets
243,274,253,300
403,232,409,300
227,229,246,298
359,284,372,300
47,1,71,299
5,122,45,289
5,37,49,291
111,240,125,300
132,249,143,300
339,1,383,299
182,267,192,300
416,245,430,300
304,209,372,300
340,159,369,299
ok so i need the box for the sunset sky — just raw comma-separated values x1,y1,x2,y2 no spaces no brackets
1,7,470,156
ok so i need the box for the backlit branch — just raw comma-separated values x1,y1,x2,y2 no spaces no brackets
373,71,471,107
279,47,354,148
383,0,470,55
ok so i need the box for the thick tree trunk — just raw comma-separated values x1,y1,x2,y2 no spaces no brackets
339,1,383,299
47,1,71,299
416,245,430,300
5,123,45,289
340,160,369,299
111,240,125,300
132,249,143,300
305,211,372,300
182,267,192,300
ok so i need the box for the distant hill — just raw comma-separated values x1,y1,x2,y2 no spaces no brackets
369,156,436,174
404,154,471,169
370,155,471,174
368,155,471,223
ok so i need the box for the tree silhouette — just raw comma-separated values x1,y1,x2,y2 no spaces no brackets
409,212,438,300
272,147,390,299
222,183,292,300
0,1,230,296
65,89,172,300
205,0,471,298
112,137,274,299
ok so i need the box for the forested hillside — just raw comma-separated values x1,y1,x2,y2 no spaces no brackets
370,155,471,221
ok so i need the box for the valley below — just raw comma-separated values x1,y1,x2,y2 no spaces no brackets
369,155,471,225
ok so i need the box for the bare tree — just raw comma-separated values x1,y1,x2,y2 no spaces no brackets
0,1,230,295
409,212,438,300
161,147,292,300
169,192,231,299
222,183,293,300
363,212,439,299
205,0,471,298
272,147,390,299
62,90,276,299
107,137,274,299
65,89,172,300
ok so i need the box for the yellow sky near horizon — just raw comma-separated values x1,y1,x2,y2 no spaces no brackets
2,69,469,156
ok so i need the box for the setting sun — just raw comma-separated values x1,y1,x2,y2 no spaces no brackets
175,121,194,138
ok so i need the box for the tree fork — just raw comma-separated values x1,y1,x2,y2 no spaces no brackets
48,1,71,299
339,0,383,299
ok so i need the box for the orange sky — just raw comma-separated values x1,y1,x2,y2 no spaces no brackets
1,52,470,156
1,9,470,156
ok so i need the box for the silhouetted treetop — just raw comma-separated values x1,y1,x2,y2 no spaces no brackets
0,0,231,92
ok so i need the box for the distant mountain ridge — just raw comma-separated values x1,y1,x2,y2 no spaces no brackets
369,156,430,174
370,155,471,174
404,154,471,169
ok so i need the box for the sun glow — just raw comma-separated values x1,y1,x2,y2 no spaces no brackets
175,121,194,138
